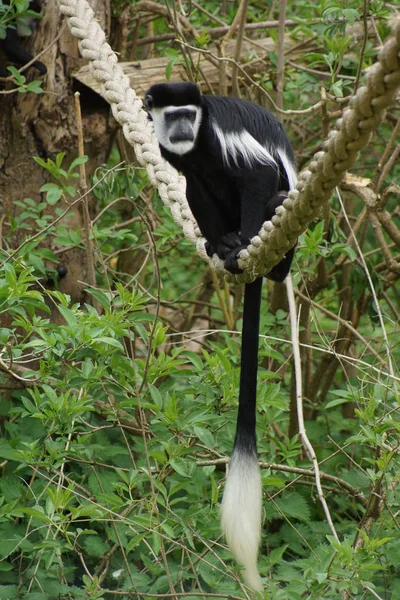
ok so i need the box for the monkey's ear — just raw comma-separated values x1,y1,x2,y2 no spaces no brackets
144,94,153,110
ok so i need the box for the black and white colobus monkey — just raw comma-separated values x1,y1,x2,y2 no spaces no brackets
145,82,296,591
0,1,46,75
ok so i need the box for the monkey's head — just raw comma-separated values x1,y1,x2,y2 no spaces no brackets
145,82,203,156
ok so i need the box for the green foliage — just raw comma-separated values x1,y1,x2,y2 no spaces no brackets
164,48,180,80
0,0,45,93
5,66,43,93
0,145,398,599
0,0,42,38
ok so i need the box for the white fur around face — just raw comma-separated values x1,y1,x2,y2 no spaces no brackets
221,448,263,592
212,121,277,170
149,105,202,155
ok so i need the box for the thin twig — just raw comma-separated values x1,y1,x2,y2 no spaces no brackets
362,584,385,600
295,290,385,365
210,271,232,329
353,0,370,92
74,92,97,291
373,117,400,189
286,274,340,541
335,189,396,388
231,0,249,98
276,0,287,109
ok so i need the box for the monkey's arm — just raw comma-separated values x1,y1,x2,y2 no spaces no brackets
222,167,279,274
184,171,235,256
224,172,295,280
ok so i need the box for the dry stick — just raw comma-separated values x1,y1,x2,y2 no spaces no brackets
231,0,249,98
369,211,397,267
129,16,141,60
74,92,96,291
132,0,198,38
285,274,340,542
130,212,178,600
336,189,397,388
167,0,195,82
374,117,400,189
362,584,384,600
276,0,287,109
223,279,235,329
100,592,245,599
166,327,400,383
377,141,400,191
218,0,250,95
353,0,370,93
210,271,233,329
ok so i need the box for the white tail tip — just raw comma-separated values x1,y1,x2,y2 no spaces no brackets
221,448,263,592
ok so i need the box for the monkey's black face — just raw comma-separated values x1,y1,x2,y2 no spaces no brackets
147,104,201,155
166,108,197,143
145,83,203,156
147,104,202,155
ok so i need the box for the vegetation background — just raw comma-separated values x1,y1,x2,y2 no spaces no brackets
0,0,399,598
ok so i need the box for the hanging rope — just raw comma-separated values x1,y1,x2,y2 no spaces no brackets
57,0,400,283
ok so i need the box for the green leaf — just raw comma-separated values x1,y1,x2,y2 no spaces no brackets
58,305,77,328
83,535,109,558
69,155,88,171
94,336,124,350
126,533,147,554
25,80,43,94
193,425,214,447
169,458,192,478
165,61,173,80
273,491,310,522
325,396,349,409
40,182,63,205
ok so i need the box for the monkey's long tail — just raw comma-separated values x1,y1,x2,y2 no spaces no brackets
221,277,263,592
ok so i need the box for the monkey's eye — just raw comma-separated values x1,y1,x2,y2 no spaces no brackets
145,94,153,110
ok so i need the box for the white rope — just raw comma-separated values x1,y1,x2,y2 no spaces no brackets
57,0,400,283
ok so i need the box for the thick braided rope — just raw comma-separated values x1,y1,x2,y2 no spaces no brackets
57,0,400,283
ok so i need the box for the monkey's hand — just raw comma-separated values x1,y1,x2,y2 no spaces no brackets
205,232,241,261
214,232,246,274
223,245,248,274
205,233,247,273
214,232,240,258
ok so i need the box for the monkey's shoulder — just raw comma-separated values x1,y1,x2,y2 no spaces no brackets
203,95,286,143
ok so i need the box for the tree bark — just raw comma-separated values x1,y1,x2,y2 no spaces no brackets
0,0,113,309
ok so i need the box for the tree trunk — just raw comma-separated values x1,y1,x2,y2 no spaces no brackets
0,0,113,309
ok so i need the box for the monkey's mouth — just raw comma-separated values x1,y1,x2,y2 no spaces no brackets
170,132,195,143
